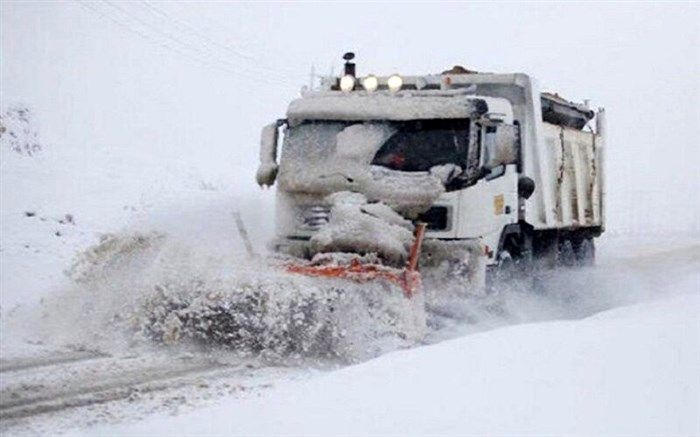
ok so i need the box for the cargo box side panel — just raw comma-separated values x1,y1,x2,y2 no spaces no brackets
528,123,561,229
535,122,602,230
564,127,602,227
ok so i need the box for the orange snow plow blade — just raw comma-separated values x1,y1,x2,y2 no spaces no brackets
286,223,427,298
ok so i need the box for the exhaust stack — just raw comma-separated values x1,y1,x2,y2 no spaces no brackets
343,52,356,77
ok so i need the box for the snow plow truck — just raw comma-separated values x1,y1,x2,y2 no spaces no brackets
257,53,605,297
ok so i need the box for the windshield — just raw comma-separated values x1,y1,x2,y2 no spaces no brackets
371,119,470,171
280,119,471,173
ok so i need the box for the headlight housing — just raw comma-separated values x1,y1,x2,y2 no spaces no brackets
387,74,403,93
339,75,355,93
361,75,378,93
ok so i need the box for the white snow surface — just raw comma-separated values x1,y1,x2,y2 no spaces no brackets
93,272,700,437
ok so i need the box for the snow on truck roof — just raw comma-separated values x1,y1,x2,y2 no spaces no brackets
286,90,514,125
285,72,536,125
287,70,590,128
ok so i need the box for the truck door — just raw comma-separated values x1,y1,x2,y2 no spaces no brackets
455,123,519,255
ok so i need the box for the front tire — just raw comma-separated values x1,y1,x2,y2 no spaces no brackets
496,250,517,283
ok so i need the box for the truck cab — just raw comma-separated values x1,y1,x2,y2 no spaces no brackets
257,57,605,275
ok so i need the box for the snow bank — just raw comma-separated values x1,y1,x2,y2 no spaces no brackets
18,225,425,362
0,106,43,156
95,285,700,437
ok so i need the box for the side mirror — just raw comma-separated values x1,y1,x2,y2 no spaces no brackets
482,124,518,170
255,119,285,187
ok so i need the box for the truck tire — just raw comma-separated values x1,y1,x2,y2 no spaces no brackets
496,250,516,282
532,234,558,271
491,248,538,293
484,251,515,292
558,239,577,267
573,237,595,266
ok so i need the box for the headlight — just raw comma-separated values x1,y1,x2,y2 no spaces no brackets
361,75,378,93
339,75,355,93
387,74,403,93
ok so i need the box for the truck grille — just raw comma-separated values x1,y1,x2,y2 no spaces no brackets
300,205,330,231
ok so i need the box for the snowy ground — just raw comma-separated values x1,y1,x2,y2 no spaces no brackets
97,272,700,437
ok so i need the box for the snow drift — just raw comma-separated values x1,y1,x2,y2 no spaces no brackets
97,275,700,437
33,228,426,363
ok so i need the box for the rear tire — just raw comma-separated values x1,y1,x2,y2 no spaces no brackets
573,237,595,266
558,239,577,267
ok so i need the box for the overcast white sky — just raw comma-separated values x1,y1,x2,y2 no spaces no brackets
2,1,698,233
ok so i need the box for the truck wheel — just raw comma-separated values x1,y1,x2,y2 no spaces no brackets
485,251,515,291
496,250,528,284
491,249,536,292
558,239,576,267
533,236,557,271
573,237,595,266
496,251,516,282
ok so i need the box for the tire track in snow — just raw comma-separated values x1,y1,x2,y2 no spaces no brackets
0,351,107,373
0,353,266,421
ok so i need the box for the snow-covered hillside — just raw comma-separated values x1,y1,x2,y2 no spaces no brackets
0,106,275,312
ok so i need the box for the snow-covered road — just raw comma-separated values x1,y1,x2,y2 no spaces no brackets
0,352,289,422
2,238,697,435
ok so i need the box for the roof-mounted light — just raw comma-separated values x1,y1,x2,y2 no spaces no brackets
387,74,403,93
362,75,378,93
339,74,355,93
